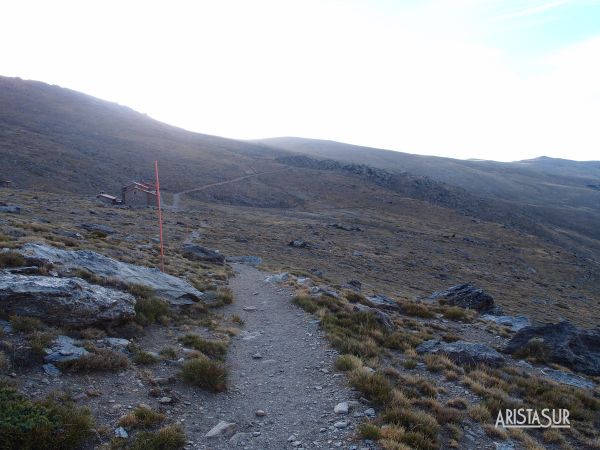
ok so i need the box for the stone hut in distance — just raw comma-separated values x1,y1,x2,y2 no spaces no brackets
122,182,157,207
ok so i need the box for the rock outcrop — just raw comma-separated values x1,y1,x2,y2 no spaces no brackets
0,274,136,327
505,321,600,376
417,339,505,367
481,314,531,331
181,244,225,265
429,283,494,312
20,243,204,305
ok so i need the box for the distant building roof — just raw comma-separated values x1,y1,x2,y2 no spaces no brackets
97,193,118,201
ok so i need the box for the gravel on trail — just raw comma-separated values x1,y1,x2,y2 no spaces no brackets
198,263,370,449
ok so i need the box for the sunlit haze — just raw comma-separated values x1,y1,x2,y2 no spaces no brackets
2,0,600,161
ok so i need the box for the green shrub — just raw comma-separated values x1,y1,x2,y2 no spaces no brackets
133,350,159,366
62,348,129,372
128,424,186,450
349,369,393,406
334,354,362,371
442,306,469,322
159,347,177,360
513,337,551,363
127,284,155,299
358,422,381,440
178,335,227,360
135,297,170,326
0,388,94,450
180,357,227,392
119,405,165,429
293,296,319,313
0,252,26,268
400,302,435,318
9,316,44,333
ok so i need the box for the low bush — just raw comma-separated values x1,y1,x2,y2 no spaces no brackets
9,315,44,333
0,252,26,268
178,335,227,360
135,298,170,326
441,306,469,322
180,357,227,392
358,422,381,440
0,388,94,450
62,348,129,372
124,424,186,450
349,369,393,406
334,354,362,371
400,302,435,318
119,405,165,429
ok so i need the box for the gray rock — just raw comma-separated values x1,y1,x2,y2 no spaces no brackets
334,402,349,414
0,274,136,327
115,427,128,439
0,319,12,333
310,286,339,298
44,335,89,363
58,230,84,240
264,273,289,283
181,244,225,265
0,205,21,214
364,408,376,417
540,368,596,389
334,421,348,429
80,223,115,234
229,432,251,445
226,256,262,266
205,420,237,438
289,239,311,248
42,363,61,377
416,339,505,367
352,303,394,331
429,283,494,312
20,243,204,305
103,337,131,348
505,321,600,376
481,315,531,331
367,294,400,310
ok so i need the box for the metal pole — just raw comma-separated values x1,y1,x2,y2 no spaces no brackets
155,160,165,272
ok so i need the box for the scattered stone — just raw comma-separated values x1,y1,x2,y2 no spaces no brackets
505,321,600,376
243,306,257,311
159,397,172,404
42,363,61,377
481,315,531,332
428,283,494,312
329,223,362,232
80,223,115,234
367,294,400,311
289,239,310,248
416,339,505,367
205,420,237,438
229,432,251,444
334,402,349,415
44,335,89,363
334,421,348,429
103,337,131,348
226,256,262,266
310,286,339,298
20,243,204,305
288,435,297,442
264,273,289,283
255,409,266,417
0,274,136,328
541,368,596,389
252,353,263,359
364,408,376,417
115,427,128,439
0,205,21,214
352,304,393,330
181,244,225,265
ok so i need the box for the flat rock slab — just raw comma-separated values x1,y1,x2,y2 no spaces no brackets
417,339,505,367
481,314,531,332
0,274,135,328
20,243,204,305
44,335,89,363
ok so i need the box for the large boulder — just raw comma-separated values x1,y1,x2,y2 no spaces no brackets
181,244,225,265
44,335,89,363
20,243,204,305
416,339,505,367
0,274,135,327
505,321,600,376
429,283,494,312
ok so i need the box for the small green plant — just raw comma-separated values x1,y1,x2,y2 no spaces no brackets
9,315,44,333
400,302,435,318
0,388,94,450
349,369,393,406
178,334,227,360
358,422,381,440
133,350,159,365
441,306,469,322
119,405,165,429
293,296,319,313
159,347,177,360
335,354,362,371
403,359,418,369
128,424,186,450
180,357,227,392
0,252,26,268
135,297,170,326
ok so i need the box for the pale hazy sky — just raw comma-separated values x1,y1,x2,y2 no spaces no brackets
2,0,600,161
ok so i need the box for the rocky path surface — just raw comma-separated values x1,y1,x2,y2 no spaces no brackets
198,263,369,449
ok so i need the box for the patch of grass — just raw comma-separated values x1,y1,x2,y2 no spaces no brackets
133,350,159,366
112,424,186,450
512,337,551,363
0,388,94,450
400,302,435,318
28,330,57,359
179,357,227,392
159,347,177,360
293,295,320,313
348,369,393,405
468,404,492,423
211,287,233,307
441,306,470,322
231,314,244,325
9,315,44,333
0,252,26,268
403,359,418,369
62,348,129,372
119,405,165,429
381,407,440,444
135,297,170,326
358,422,381,440
127,284,155,299
178,334,227,360
423,354,458,373
0,351,9,373
335,354,362,371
